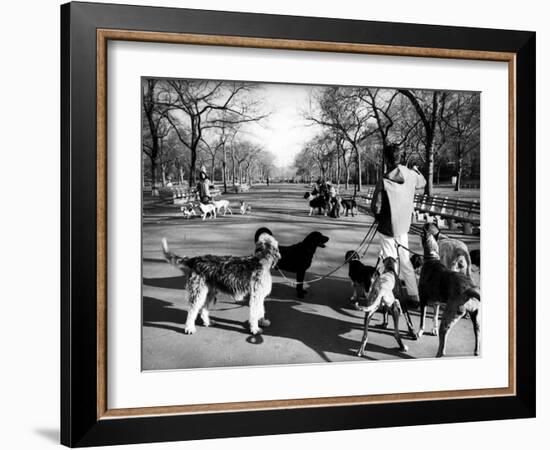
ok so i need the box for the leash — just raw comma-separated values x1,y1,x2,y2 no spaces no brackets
276,220,379,287
395,241,423,258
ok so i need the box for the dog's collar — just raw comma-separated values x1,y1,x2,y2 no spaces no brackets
423,251,440,261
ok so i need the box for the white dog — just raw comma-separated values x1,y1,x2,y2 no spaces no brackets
198,202,216,220
212,199,232,216
180,205,196,219
239,201,252,215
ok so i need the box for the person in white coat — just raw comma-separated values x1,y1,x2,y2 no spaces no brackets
371,144,426,306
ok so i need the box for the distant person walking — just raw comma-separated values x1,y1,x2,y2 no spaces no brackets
371,144,426,305
195,167,213,204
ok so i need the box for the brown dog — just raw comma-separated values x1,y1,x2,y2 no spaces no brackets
418,229,481,357
354,257,408,357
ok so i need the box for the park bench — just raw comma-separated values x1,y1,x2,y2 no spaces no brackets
413,195,480,232
158,185,221,205
233,183,251,193
343,187,479,233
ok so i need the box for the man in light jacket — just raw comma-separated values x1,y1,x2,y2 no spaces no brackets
371,144,426,306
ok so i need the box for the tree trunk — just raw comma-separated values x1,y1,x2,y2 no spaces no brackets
149,155,158,196
211,155,216,183
188,148,198,187
231,148,236,186
222,148,228,193
179,166,184,185
161,162,167,186
355,145,362,191
455,157,463,191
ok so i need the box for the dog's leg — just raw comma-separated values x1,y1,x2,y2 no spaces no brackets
296,269,307,298
349,283,358,302
200,291,217,327
227,206,233,215
436,310,465,357
380,309,389,329
431,303,440,336
357,310,376,357
248,294,268,335
391,300,408,352
469,308,481,356
400,302,417,339
417,303,428,339
184,279,208,334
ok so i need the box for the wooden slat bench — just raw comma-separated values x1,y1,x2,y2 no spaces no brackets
233,183,251,193
345,188,479,234
158,185,221,205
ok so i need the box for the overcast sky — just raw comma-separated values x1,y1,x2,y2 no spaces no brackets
242,83,322,168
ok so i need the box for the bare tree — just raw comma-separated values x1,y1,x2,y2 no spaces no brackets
306,87,375,191
142,80,170,193
398,89,447,195
440,92,480,190
156,79,266,187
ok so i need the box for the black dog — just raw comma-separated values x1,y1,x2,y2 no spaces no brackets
345,250,376,302
340,198,358,217
255,228,329,298
304,191,329,216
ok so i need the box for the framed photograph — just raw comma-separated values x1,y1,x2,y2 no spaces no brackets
61,1,535,447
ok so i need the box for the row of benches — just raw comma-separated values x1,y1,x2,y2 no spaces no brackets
156,183,251,204
345,187,480,233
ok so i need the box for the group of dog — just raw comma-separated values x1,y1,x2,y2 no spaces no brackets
304,190,359,218
160,222,480,359
348,222,480,358
180,199,252,220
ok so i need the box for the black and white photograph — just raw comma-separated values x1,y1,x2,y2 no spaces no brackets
141,78,481,370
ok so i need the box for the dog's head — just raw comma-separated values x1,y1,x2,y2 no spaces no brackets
410,254,424,270
304,231,329,249
255,233,281,266
421,224,440,259
382,256,398,274
345,250,360,262
422,222,440,241
304,192,311,200
254,227,273,244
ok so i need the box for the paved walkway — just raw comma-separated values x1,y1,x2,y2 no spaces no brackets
142,184,480,370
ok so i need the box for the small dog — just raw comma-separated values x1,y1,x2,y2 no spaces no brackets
354,257,409,356
340,197,358,217
161,234,281,335
212,199,232,216
345,250,376,302
418,228,481,357
239,201,252,215
180,205,196,219
198,202,216,220
304,191,329,216
346,251,416,338
254,228,329,298
422,223,473,279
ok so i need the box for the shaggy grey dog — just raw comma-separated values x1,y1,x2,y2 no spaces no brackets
422,223,473,279
418,229,481,357
161,234,281,335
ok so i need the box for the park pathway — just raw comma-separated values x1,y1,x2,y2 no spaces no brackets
142,184,480,370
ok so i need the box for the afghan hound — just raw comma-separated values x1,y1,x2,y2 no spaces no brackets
161,234,281,335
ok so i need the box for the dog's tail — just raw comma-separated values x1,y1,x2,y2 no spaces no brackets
463,286,480,302
161,238,188,270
